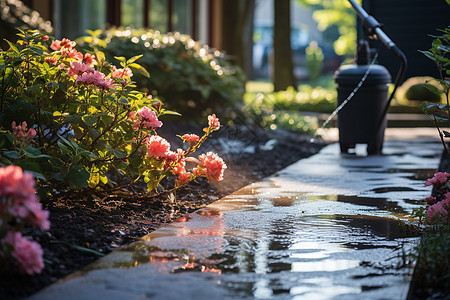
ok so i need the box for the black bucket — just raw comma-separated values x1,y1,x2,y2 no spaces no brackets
334,54,391,155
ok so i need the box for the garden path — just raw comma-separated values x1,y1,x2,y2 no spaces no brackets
30,128,440,300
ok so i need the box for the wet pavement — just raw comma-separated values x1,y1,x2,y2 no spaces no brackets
30,129,442,300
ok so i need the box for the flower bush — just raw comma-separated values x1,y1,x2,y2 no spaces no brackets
77,28,246,121
0,29,227,199
0,165,50,275
417,172,450,225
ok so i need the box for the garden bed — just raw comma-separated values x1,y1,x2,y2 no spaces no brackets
0,124,325,300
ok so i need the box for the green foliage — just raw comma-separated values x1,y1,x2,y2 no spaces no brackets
77,28,246,121
305,41,324,82
405,83,443,102
296,0,359,57
420,26,450,155
0,29,224,200
244,82,336,133
412,225,450,293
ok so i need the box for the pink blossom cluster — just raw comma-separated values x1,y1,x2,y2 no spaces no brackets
208,114,221,130
181,134,199,146
138,115,226,188
111,66,133,79
425,172,450,187
193,152,227,182
11,121,36,146
426,194,450,224
2,231,44,275
67,61,94,77
0,165,50,275
49,38,119,89
129,107,163,131
76,70,114,90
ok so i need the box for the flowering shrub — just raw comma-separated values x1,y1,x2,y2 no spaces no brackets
0,165,50,275
77,28,246,121
0,30,226,199
417,172,450,224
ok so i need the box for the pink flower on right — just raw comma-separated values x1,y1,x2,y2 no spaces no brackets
425,172,450,187
208,114,221,131
196,152,227,182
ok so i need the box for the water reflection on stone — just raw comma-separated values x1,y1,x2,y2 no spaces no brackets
35,140,441,300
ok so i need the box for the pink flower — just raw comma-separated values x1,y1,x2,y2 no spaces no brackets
25,201,50,231
11,121,36,145
175,171,192,187
137,107,162,129
83,53,97,66
427,201,448,224
111,66,133,78
182,134,199,146
67,62,94,77
51,38,76,51
0,166,50,230
128,111,137,120
44,57,57,65
146,135,171,158
76,71,114,89
50,40,60,51
424,196,436,205
61,47,83,61
196,152,227,182
425,172,450,186
171,149,186,175
3,231,44,275
130,107,162,130
208,114,221,130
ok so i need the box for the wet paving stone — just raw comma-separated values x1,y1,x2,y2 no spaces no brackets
29,136,442,300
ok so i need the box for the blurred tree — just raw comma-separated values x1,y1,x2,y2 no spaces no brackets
221,0,255,79
296,0,359,57
273,0,296,91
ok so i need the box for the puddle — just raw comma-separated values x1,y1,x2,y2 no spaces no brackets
371,187,418,193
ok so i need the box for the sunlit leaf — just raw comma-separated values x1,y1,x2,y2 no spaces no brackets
126,55,143,65
4,40,19,53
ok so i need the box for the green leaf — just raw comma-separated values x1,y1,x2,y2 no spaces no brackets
28,170,46,180
67,165,90,189
112,149,127,159
0,156,12,165
160,109,182,116
50,240,104,256
3,150,18,159
126,55,143,65
95,50,106,63
58,134,78,151
23,147,51,159
129,63,150,78
4,40,19,53
82,115,98,127
86,29,102,37
114,56,126,63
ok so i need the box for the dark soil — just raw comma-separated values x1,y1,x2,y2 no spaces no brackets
0,123,325,300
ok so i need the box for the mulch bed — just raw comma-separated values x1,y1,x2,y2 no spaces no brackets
0,123,325,300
